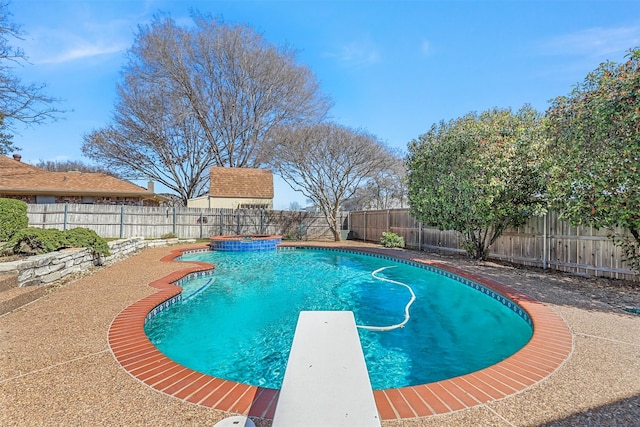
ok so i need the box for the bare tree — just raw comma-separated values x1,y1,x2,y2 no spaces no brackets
266,209,314,240
35,159,122,177
83,13,330,204
0,1,64,155
0,117,12,153
84,98,214,205
269,122,392,241
288,201,303,211
343,152,406,211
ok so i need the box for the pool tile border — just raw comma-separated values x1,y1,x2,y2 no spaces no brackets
108,244,572,421
287,246,534,326
209,235,282,252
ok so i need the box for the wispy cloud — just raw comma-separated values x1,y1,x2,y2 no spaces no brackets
327,39,381,67
420,39,432,56
38,42,127,64
537,25,640,58
19,16,135,65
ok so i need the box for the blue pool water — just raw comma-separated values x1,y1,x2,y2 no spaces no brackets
144,248,533,390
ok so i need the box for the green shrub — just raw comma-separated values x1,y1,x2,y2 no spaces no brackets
0,198,28,241
3,227,110,257
160,232,177,239
380,231,405,248
4,228,66,255
64,227,111,257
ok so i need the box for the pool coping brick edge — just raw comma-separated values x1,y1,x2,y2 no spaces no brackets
107,243,573,421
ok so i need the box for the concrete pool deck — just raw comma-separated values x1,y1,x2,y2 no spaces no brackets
1,242,638,426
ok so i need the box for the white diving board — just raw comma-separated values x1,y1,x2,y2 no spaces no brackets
272,311,381,427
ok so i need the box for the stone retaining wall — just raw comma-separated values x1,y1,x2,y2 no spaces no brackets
0,237,196,287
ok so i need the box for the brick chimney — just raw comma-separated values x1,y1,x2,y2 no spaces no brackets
147,181,154,193
12,154,21,162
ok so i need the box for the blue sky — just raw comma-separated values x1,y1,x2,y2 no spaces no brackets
9,0,640,209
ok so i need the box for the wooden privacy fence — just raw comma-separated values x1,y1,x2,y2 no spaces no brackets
27,204,335,241
25,204,637,280
348,209,637,281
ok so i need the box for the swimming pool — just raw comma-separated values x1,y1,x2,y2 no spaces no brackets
144,248,533,390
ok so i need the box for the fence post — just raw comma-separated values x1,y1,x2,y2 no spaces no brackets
172,207,177,235
219,210,224,235
386,209,390,232
419,221,422,251
63,202,68,231
120,204,125,238
260,209,265,234
199,212,204,239
543,212,548,270
363,211,367,243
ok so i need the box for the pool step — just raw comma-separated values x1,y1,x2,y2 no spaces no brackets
0,271,18,292
272,311,381,427
0,272,51,315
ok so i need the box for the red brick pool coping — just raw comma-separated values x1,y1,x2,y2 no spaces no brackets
108,244,572,420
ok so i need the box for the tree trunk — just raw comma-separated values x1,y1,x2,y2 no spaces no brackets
332,214,341,242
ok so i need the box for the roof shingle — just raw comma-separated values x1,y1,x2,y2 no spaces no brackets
0,156,156,197
209,167,274,199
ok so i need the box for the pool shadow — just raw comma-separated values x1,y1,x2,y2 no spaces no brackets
536,393,640,426
246,387,279,424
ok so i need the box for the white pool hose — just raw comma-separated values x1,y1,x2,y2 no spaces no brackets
356,266,416,332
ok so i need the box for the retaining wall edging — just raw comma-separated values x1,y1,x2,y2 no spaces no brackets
0,237,196,287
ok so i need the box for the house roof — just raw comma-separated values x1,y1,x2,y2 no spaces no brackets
209,167,274,199
0,156,164,200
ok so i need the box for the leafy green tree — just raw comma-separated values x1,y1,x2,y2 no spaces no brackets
407,105,547,259
545,47,640,273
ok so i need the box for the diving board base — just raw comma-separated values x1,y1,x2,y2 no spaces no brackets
272,311,381,427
